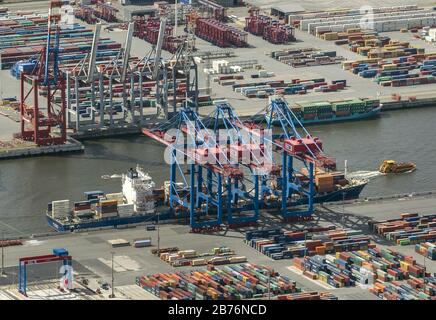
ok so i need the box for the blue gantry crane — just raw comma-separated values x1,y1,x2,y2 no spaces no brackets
143,95,337,228
198,101,262,228
265,98,315,220
258,96,336,220
143,102,264,231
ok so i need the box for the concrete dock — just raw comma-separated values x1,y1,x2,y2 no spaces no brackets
0,137,84,159
1,3,436,141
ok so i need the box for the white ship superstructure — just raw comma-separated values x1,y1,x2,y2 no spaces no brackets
122,165,156,214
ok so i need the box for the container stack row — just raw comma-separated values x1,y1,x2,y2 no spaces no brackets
73,3,119,24
213,74,244,86
0,239,22,248
343,53,436,87
0,13,123,70
346,34,425,59
371,277,436,300
289,5,419,28
232,78,348,98
195,18,248,48
415,243,436,260
245,226,370,260
299,6,436,34
321,28,426,59
93,3,119,23
157,246,247,267
368,213,436,245
271,48,344,68
136,263,337,300
251,96,378,122
74,6,98,24
203,59,252,75
245,10,296,44
294,247,426,289
49,189,159,223
277,292,338,300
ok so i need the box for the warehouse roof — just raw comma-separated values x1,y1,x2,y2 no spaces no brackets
271,3,306,15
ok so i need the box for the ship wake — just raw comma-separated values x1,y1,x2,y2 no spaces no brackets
347,171,383,180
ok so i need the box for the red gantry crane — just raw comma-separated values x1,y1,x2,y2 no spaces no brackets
18,0,67,146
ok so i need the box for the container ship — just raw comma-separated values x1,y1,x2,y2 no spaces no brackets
47,166,367,232
267,98,381,126
46,166,173,232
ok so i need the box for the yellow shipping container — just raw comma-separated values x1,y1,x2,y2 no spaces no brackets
384,46,404,51
324,32,338,41
347,28,361,34
382,64,397,70
235,18,245,28
400,261,409,272
357,47,371,54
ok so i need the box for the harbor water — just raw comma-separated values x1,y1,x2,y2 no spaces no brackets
0,108,435,236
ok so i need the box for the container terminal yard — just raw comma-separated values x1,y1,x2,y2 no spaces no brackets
0,0,436,303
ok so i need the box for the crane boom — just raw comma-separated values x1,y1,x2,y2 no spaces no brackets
153,17,167,80
120,22,134,83
86,22,101,83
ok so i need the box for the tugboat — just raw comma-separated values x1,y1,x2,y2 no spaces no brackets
379,160,416,174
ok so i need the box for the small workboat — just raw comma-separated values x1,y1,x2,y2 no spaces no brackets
379,160,416,174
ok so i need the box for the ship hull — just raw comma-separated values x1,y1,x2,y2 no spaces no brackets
46,210,174,232
267,107,381,126
312,182,367,203
262,182,367,209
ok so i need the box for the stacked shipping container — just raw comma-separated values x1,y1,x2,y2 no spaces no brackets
245,227,370,260
137,263,307,300
415,242,436,260
195,18,248,48
371,277,436,300
245,9,296,44
369,213,436,245
271,48,344,68
232,78,348,98
0,14,122,70
294,247,426,288
132,17,183,53
344,53,436,87
158,246,247,267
